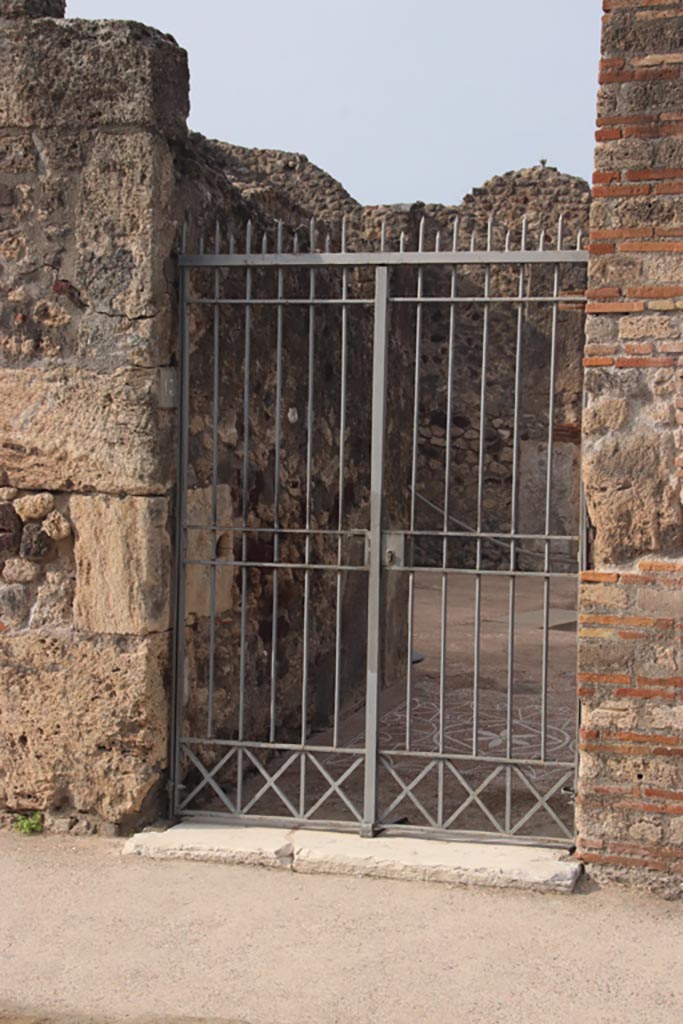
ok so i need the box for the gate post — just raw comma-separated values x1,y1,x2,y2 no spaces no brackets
362,266,389,837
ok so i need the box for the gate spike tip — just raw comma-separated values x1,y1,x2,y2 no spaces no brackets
576,229,584,251
418,216,426,252
435,230,441,253
181,221,188,254
505,228,511,253
293,232,299,254
399,230,406,253
262,232,268,254
199,233,205,256
539,229,546,252
452,217,459,252
309,217,316,250
487,214,494,251
380,219,387,252
214,219,221,254
245,219,253,253
229,232,236,255
521,216,528,252
325,232,331,253
470,229,476,252
557,213,565,251
277,220,283,254
341,215,347,253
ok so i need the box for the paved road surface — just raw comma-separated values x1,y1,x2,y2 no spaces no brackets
1,832,681,1024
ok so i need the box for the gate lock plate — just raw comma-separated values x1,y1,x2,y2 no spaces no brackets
364,531,406,568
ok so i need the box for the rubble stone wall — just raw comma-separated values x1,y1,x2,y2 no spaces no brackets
577,0,683,894
214,149,591,567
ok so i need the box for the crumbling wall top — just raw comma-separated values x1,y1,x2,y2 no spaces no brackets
0,15,189,139
1,0,66,17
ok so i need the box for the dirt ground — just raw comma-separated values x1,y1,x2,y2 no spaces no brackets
1,832,681,1024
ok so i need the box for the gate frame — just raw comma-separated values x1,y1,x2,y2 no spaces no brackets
171,237,589,847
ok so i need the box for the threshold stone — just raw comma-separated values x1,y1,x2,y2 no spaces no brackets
123,823,582,894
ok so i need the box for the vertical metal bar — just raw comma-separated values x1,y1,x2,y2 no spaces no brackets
362,265,389,837
437,228,456,827
207,223,221,737
540,217,563,761
503,219,527,830
300,219,316,816
269,222,284,743
237,221,253,812
170,258,191,815
333,218,349,748
405,218,425,751
503,223,526,829
472,223,492,757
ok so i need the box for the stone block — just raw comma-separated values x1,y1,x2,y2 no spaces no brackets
636,586,683,618
42,509,71,541
0,19,189,139
71,494,171,635
0,630,169,822
0,502,21,558
19,522,54,561
602,10,683,60
2,557,40,583
13,491,54,521
76,132,176,321
583,397,629,436
579,582,631,611
0,366,174,494
583,428,683,564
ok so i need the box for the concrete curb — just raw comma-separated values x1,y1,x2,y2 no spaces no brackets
123,823,582,894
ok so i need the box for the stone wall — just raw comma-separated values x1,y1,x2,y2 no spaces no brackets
577,0,683,894
0,3,187,832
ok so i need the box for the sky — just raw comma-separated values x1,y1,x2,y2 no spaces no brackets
66,0,603,206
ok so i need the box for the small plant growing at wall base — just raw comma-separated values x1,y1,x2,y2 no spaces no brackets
13,812,43,835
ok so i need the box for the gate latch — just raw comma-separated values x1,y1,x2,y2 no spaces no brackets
382,532,406,568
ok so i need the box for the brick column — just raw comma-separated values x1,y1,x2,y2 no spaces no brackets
578,0,683,892
0,8,189,832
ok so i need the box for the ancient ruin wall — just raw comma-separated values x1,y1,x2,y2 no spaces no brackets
578,0,683,893
0,1,188,831
208,152,591,568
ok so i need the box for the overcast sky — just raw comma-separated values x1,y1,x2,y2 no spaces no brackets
67,1,602,206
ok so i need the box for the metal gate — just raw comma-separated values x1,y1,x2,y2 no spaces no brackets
171,217,588,846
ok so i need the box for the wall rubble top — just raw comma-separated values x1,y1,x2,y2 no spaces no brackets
1,0,66,17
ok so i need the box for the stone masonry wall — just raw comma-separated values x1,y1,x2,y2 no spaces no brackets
577,0,683,894
0,2,188,832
